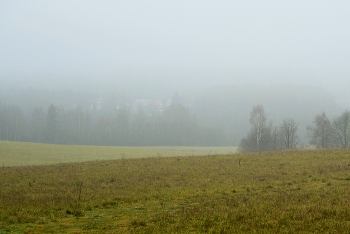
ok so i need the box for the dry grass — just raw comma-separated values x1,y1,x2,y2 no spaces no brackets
1,148,350,233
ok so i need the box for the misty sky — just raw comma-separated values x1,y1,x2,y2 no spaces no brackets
1,1,349,95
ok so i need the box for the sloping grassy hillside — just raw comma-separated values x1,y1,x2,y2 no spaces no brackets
1,148,350,233
0,141,237,166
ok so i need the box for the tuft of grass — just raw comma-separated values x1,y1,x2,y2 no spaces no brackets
66,203,84,217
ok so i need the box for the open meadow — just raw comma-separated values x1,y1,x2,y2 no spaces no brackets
0,141,237,167
1,144,350,233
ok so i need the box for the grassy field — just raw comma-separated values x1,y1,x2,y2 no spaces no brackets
1,145,350,233
0,141,237,167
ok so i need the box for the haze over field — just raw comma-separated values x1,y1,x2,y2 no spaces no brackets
1,1,349,95
1,1,350,146
3,3,350,232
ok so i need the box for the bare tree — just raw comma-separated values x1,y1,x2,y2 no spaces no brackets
250,105,267,152
307,112,332,148
271,126,282,151
279,118,299,149
332,110,350,148
240,105,272,153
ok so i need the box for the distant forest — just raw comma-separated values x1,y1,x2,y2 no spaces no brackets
0,91,223,146
0,85,345,146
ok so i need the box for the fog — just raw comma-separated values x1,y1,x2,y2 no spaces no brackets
0,1,349,146
1,1,350,93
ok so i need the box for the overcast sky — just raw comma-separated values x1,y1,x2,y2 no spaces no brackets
1,1,349,95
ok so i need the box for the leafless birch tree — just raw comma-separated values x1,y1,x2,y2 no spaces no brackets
250,105,267,152
240,105,272,153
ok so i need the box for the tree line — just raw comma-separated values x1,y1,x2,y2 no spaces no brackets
239,105,350,152
0,103,225,146
1,85,340,146
2,101,349,149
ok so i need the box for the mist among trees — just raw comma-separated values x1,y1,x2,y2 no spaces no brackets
0,90,223,146
239,106,350,153
0,85,348,148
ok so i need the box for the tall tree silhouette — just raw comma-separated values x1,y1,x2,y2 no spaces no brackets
45,104,58,143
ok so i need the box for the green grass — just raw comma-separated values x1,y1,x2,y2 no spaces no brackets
1,144,350,233
0,141,238,167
